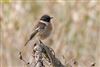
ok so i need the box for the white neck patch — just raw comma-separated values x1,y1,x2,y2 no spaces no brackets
40,20,49,26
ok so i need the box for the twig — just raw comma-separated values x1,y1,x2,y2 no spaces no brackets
19,40,65,67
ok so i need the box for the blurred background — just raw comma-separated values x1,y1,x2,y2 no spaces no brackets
0,0,100,67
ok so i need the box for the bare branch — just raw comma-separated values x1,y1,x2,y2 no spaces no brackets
19,40,65,67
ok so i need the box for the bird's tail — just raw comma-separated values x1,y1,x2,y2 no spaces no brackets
19,30,38,59
24,30,38,46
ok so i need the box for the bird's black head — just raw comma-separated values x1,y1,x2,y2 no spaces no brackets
40,15,53,22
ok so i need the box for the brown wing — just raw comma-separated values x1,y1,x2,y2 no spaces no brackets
24,22,47,46
29,22,47,40
35,22,47,30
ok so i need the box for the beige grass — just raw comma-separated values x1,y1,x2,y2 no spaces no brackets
0,0,100,67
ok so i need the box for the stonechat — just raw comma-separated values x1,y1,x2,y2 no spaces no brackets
25,15,53,46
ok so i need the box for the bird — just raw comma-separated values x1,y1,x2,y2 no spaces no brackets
24,15,53,46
